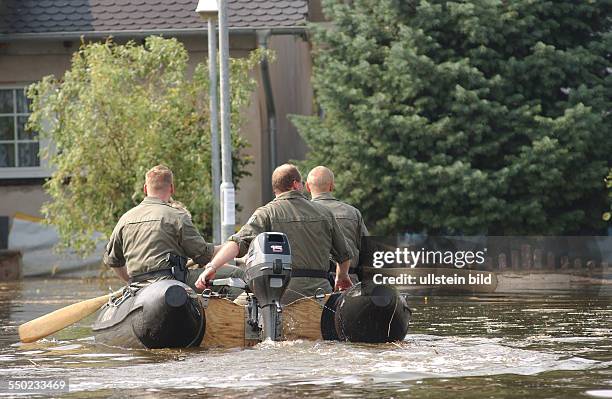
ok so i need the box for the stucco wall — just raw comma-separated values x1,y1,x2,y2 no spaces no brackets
268,34,313,166
0,35,265,226
180,35,266,224
0,184,49,218
0,32,315,229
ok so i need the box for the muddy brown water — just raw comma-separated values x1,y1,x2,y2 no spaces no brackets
0,278,610,398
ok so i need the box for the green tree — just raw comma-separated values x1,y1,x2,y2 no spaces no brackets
295,0,611,235
28,36,261,255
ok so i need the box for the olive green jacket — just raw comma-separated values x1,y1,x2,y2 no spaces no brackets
229,190,351,303
311,192,369,270
103,197,214,277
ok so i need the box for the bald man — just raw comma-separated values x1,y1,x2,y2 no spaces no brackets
196,163,352,304
306,166,369,279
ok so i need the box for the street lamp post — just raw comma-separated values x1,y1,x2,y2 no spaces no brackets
207,18,221,245
196,0,223,244
217,0,235,242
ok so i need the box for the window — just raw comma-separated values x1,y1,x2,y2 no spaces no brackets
0,87,50,178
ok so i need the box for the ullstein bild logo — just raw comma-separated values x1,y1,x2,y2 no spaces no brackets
370,271,494,287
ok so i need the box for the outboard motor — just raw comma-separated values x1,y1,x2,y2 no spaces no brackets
244,232,292,341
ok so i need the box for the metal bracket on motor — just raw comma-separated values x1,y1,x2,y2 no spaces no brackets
244,312,260,341
271,300,283,339
200,288,213,309
244,295,261,340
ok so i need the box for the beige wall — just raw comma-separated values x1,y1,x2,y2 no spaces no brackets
0,185,49,218
235,68,266,224
180,34,266,223
0,40,73,219
0,32,315,229
0,40,74,84
268,35,314,186
0,35,264,224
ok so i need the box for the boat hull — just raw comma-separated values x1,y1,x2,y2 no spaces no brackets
92,281,410,349
92,280,204,349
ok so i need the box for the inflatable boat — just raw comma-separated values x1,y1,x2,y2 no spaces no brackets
92,233,411,349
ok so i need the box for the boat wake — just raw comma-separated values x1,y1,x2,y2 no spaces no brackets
2,334,607,394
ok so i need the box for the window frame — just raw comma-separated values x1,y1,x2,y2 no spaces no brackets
0,84,52,179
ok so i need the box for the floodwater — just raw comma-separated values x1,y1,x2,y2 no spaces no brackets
0,279,610,398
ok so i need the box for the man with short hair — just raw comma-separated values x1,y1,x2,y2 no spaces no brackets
195,163,353,303
103,165,243,295
306,166,369,280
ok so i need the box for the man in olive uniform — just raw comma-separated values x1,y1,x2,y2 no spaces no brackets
306,166,369,281
195,163,353,304
103,164,243,296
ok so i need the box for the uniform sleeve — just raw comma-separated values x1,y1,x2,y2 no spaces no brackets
228,209,268,257
103,224,125,268
357,210,369,250
178,214,215,265
329,214,351,263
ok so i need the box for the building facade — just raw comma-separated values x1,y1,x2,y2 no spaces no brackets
0,0,320,228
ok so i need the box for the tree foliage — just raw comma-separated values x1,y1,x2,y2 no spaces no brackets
28,36,261,255
295,0,611,235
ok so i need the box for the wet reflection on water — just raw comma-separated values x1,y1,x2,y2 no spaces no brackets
0,279,610,398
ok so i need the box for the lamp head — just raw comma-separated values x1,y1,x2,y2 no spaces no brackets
196,0,219,19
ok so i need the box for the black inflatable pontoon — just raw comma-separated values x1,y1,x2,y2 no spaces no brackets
92,280,204,349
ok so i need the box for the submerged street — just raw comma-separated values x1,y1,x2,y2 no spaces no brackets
0,278,610,398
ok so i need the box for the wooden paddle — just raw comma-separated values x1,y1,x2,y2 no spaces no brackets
18,289,124,343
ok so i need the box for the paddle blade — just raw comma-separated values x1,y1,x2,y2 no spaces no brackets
18,293,113,343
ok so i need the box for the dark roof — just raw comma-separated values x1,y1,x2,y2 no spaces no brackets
0,0,309,37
